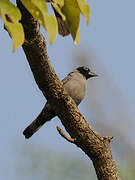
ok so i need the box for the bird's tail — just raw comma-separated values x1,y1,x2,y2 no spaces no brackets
23,104,55,139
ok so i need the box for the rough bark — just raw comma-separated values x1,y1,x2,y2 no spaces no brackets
16,1,121,179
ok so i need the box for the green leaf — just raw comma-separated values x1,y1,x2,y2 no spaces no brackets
52,0,90,44
76,0,90,25
52,0,64,8
43,12,58,44
51,0,65,21
74,28,80,45
0,0,21,22
0,0,24,51
61,0,80,44
21,0,58,44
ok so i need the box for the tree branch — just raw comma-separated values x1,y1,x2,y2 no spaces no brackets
17,1,121,179
57,126,76,143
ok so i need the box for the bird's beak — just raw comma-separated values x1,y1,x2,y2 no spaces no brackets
89,71,98,77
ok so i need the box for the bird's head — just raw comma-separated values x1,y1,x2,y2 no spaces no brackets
77,66,98,80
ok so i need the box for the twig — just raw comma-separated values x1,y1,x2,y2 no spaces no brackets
57,126,75,143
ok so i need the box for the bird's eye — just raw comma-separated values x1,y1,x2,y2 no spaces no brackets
84,67,89,71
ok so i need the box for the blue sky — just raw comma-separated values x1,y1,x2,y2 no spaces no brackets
0,0,135,179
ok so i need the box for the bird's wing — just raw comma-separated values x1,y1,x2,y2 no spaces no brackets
62,73,72,85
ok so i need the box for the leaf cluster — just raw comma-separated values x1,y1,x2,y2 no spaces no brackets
0,0,90,51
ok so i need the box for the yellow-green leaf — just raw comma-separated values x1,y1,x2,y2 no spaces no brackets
21,0,58,44
61,0,80,44
0,0,21,22
43,13,58,44
20,0,46,24
51,0,65,21
76,0,90,25
74,28,80,45
0,0,24,51
52,0,64,8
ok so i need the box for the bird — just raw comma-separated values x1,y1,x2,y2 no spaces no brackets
23,66,98,139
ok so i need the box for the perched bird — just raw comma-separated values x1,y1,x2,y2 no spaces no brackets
23,66,98,139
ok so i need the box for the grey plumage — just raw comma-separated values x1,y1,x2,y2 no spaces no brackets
23,66,97,139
